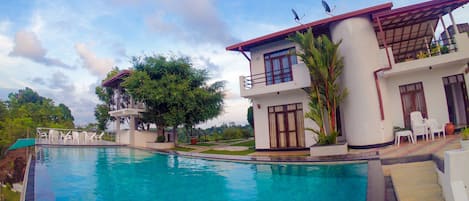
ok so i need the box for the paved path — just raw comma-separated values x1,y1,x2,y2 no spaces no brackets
178,138,253,153
384,161,444,201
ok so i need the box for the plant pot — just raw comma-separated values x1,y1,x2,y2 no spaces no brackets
460,140,469,151
310,143,348,157
190,138,197,145
445,122,455,135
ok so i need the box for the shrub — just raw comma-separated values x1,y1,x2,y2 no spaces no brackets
156,135,166,143
461,128,469,141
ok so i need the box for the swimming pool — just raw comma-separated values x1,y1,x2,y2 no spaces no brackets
34,147,367,201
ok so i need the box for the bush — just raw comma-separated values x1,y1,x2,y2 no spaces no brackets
222,127,243,140
156,135,166,143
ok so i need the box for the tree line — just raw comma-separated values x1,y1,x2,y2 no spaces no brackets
0,87,74,155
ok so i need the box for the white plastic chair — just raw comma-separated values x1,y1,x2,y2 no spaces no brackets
37,129,48,139
49,129,59,142
86,132,96,141
410,111,428,142
62,131,72,141
72,131,80,143
427,119,446,140
94,132,105,140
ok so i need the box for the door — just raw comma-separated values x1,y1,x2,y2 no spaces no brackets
399,82,428,128
268,103,305,149
443,74,469,126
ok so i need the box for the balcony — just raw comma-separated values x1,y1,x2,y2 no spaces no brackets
239,63,311,97
383,33,469,77
109,102,146,117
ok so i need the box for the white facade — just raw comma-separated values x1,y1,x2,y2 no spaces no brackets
231,3,469,150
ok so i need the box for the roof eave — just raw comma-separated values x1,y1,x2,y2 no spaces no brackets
226,2,393,52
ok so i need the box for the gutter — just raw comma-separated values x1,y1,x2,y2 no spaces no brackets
373,16,393,120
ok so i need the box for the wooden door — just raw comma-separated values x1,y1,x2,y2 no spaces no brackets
399,82,427,128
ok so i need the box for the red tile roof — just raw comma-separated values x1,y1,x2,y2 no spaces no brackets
226,3,393,52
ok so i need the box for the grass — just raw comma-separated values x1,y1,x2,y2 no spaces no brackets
231,140,255,147
1,185,20,201
201,149,255,156
171,146,195,152
193,143,216,147
218,139,244,143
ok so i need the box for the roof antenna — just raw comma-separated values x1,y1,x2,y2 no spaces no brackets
291,9,305,25
322,0,336,16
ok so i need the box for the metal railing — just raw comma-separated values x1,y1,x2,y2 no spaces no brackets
396,37,457,63
243,67,293,89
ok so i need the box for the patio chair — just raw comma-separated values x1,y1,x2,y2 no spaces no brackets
72,131,80,143
86,132,96,141
62,130,72,141
94,132,105,141
49,129,60,142
37,129,48,139
427,119,446,140
410,111,428,142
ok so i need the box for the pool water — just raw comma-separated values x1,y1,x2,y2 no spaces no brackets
35,147,367,201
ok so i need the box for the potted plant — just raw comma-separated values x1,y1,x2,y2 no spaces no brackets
460,127,469,150
445,122,455,135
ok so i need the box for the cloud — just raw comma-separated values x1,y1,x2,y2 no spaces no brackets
75,43,114,77
194,56,222,78
8,31,73,69
145,0,238,45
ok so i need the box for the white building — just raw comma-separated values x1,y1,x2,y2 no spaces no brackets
227,0,469,150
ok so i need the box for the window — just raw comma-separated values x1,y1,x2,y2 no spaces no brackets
264,48,297,85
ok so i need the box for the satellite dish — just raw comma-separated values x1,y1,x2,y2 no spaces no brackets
292,9,300,21
322,0,336,16
291,8,305,24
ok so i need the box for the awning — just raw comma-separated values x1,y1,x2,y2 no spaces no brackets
7,138,36,151
372,0,469,62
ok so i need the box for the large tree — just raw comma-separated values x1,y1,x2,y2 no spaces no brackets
122,55,225,143
289,29,347,145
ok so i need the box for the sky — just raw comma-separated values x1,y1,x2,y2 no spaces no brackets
0,0,467,127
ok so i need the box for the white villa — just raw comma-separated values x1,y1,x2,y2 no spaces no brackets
227,0,469,150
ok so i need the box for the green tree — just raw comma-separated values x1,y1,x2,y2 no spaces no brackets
288,29,347,145
94,67,119,131
122,55,225,144
0,88,75,155
247,106,254,129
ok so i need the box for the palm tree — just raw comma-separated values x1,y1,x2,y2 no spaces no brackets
288,28,347,145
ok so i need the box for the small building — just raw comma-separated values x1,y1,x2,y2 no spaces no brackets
102,70,174,148
227,0,469,150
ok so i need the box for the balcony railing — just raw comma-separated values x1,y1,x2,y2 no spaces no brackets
396,37,457,63
243,67,293,89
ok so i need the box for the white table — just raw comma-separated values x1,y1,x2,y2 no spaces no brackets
395,130,415,146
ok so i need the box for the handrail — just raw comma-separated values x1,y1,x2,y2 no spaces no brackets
243,67,293,89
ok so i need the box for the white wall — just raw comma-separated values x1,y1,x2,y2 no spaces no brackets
385,64,466,128
252,90,316,149
330,16,393,146
438,149,469,201
250,40,298,79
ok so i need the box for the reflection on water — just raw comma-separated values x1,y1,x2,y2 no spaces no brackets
35,147,367,201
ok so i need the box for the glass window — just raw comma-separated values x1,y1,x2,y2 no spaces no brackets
264,48,297,85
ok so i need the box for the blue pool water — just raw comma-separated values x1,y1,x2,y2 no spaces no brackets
35,147,367,201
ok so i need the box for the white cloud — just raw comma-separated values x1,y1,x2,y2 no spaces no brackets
75,43,115,77
9,30,73,69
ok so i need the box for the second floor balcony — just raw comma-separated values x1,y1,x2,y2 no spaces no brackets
239,63,311,98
